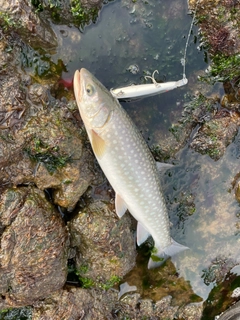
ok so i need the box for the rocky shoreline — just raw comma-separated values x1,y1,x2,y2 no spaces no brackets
0,0,240,319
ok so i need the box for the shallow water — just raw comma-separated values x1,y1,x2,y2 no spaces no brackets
49,0,240,308
52,0,206,142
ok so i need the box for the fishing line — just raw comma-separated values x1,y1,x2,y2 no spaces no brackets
181,0,200,81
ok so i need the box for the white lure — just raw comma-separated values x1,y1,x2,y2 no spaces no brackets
110,70,188,100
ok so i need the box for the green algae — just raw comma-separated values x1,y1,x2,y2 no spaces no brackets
71,0,99,30
20,42,67,81
0,12,20,31
0,307,32,320
75,263,121,290
31,0,63,22
25,137,71,174
200,53,240,84
77,271,121,290
98,275,122,290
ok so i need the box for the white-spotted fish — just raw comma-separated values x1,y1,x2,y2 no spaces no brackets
74,68,188,268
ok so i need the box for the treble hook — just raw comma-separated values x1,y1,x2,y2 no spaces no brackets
144,70,161,87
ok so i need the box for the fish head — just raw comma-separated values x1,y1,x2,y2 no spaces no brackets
74,68,114,130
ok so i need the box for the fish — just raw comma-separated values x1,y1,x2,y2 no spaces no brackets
73,68,188,268
110,70,188,100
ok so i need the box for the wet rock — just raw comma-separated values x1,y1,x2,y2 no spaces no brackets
116,293,202,319
21,108,95,210
221,81,240,109
178,302,203,320
190,110,240,160
32,287,117,320
0,88,95,210
202,257,237,286
0,0,57,49
189,0,240,85
0,187,68,307
0,59,28,132
80,0,104,9
153,296,178,319
156,93,219,160
0,31,96,209
235,181,240,202
68,200,136,287
28,83,49,105
190,0,240,55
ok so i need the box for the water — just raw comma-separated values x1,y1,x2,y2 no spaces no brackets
33,0,240,311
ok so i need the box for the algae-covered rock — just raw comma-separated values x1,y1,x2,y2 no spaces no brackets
0,36,95,209
178,302,203,320
0,187,68,307
31,286,203,320
190,110,240,160
0,0,57,49
32,287,117,320
189,0,240,84
22,108,95,210
68,200,136,288
80,0,104,9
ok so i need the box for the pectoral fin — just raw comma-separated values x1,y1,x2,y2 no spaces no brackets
91,129,106,159
115,193,128,218
137,221,150,246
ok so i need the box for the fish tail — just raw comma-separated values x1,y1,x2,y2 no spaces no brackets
148,238,188,269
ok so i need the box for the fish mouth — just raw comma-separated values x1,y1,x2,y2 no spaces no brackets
74,68,92,100
73,69,81,100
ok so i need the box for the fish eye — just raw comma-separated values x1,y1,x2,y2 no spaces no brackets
86,84,95,96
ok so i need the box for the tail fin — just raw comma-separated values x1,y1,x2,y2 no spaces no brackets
148,238,188,269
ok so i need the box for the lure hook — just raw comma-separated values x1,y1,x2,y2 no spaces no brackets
144,70,161,87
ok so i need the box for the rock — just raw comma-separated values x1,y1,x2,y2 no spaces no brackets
21,108,95,210
80,0,104,9
68,200,136,287
178,302,203,320
0,187,68,307
0,64,95,210
188,0,240,84
32,287,117,320
190,110,240,160
0,0,57,49
235,181,240,202
28,83,49,105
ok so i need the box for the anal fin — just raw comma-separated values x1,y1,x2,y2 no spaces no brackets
115,193,128,218
137,222,150,246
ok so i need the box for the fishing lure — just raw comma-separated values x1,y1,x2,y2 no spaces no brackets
110,70,188,100
111,1,199,100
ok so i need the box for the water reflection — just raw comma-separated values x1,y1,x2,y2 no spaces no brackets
169,130,240,299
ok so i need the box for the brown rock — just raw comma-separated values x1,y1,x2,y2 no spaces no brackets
0,0,57,49
68,200,136,287
190,110,240,160
0,187,68,307
32,287,118,320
